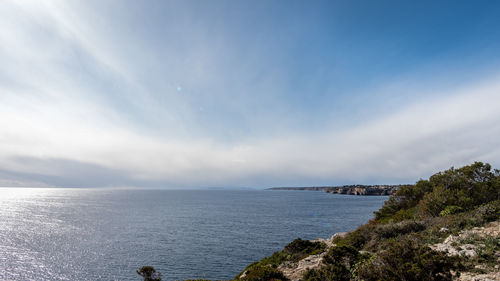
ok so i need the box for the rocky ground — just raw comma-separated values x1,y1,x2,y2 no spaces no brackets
273,222,499,281
431,221,500,281
277,233,346,281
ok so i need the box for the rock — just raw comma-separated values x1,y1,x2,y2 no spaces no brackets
323,185,400,196
466,221,500,238
431,221,500,280
433,221,500,259
458,244,478,258
269,185,401,196
474,264,487,270
430,242,459,256
444,234,459,244
311,232,346,248
278,252,326,281
431,239,477,258
457,271,500,281
278,233,346,281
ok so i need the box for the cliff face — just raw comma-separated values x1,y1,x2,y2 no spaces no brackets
268,185,402,196
324,185,399,195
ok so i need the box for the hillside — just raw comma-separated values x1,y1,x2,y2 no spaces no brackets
236,162,500,281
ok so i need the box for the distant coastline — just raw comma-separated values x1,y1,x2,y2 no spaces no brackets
267,184,407,196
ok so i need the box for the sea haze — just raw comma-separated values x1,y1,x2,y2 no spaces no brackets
0,188,387,280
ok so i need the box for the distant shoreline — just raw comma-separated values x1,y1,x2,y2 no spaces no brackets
267,184,408,196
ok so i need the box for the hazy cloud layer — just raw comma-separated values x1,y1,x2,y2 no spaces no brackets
1,0,500,188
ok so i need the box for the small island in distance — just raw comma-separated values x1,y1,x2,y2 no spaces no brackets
267,184,405,196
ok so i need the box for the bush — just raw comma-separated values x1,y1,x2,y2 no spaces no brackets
283,238,326,261
303,264,351,281
376,162,500,221
239,251,287,274
356,237,461,281
476,235,500,266
474,200,500,222
374,220,426,239
323,245,360,269
240,266,288,281
136,266,161,281
442,200,500,233
335,220,426,251
421,162,499,217
303,246,362,281
236,238,326,279
439,205,464,216
374,182,432,222
335,224,375,249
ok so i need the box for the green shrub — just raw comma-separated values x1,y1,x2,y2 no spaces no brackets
374,182,432,222
442,200,500,233
303,264,351,281
323,245,360,268
241,251,287,272
240,266,288,281
356,237,461,281
477,235,500,266
376,162,500,222
336,220,426,251
391,206,418,221
237,238,326,279
283,238,326,261
473,200,500,222
136,266,162,281
457,233,500,268
439,205,464,216
335,224,375,249
302,246,362,281
419,162,499,217
418,185,458,217
374,220,426,239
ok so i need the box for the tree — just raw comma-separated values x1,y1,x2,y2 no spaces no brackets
137,266,162,281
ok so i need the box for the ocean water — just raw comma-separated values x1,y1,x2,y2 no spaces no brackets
0,188,387,281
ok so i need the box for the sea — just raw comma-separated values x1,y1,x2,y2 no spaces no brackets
0,188,388,281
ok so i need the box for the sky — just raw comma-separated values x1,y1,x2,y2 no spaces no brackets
1,0,500,188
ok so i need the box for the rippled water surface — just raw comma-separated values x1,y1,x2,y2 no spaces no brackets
0,188,387,280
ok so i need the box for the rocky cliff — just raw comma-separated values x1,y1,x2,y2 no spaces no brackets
268,184,402,195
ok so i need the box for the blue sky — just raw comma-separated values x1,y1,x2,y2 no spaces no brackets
1,0,500,188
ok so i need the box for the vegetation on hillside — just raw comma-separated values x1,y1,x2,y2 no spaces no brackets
236,162,500,281
236,238,326,281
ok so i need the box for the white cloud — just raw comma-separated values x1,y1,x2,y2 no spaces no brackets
1,76,499,187
1,1,499,187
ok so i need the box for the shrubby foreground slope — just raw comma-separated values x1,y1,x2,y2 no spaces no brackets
235,162,500,281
